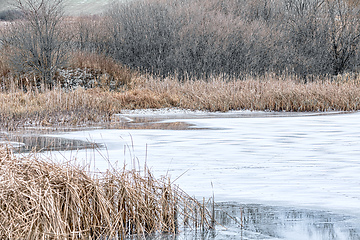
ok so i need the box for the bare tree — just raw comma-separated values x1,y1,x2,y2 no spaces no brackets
326,0,360,75
5,0,67,88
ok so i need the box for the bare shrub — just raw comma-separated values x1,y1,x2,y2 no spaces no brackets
3,0,69,88
73,15,112,54
284,0,360,76
326,0,360,74
101,0,360,78
172,4,245,78
3,0,359,82
108,0,180,76
106,0,252,78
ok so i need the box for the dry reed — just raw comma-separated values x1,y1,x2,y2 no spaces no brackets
1,72,360,131
131,73,360,112
0,147,213,239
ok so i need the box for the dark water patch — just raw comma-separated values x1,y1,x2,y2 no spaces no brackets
148,203,360,240
213,203,359,240
0,134,101,153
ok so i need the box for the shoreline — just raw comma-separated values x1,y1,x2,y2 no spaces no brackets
2,73,360,132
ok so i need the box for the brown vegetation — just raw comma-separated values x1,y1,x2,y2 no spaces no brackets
67,51,135,88
0,147,214,239
133,73,360,112
1,70,360,131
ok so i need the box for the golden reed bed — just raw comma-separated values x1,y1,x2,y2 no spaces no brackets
0,147,214,239
1,72,360,130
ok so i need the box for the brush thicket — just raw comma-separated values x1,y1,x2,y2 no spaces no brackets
0,147,213,239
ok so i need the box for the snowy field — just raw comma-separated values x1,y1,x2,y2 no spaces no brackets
41,110,360,239
63,0,112,15
0,0,114,15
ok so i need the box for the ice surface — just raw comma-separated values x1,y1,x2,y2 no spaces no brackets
43,111,360,218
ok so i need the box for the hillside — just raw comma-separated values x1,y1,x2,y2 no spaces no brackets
63,0,112,15
0,0,113,15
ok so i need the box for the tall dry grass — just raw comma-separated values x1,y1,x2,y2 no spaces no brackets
0,82,178,130
0,87,117,130
1,72,360,131
0,147,214,239
132,73,360,112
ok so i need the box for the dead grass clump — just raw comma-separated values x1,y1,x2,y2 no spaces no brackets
131,73,360,112
0,87,132,129
0,147,213,239
68,51,136,89
0,83,179,130
2,72,360,131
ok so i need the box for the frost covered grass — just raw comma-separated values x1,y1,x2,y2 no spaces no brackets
2,70,360,130
0,147,214,239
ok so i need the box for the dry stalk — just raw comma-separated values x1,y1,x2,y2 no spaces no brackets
2,71,360,131
0,147,213,239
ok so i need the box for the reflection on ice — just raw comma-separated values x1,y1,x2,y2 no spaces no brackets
212,203,360,240
0,134,100,153
150,203,360,240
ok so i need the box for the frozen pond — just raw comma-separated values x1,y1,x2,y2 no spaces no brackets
19,110,360,239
